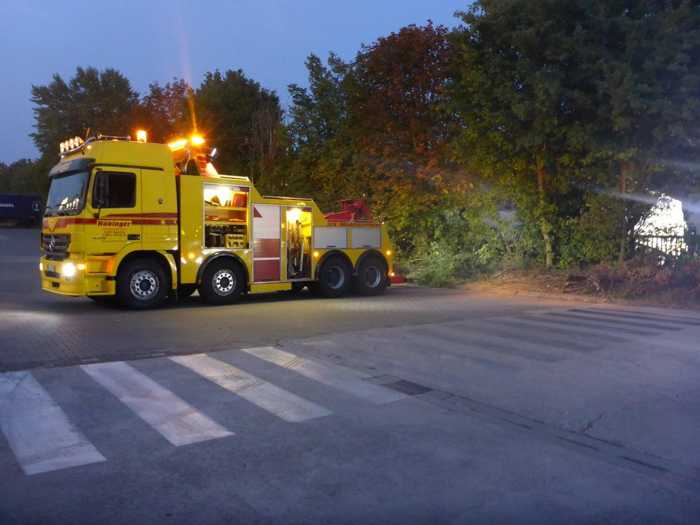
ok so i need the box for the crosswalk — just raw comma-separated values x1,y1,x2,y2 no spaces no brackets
0,371,105,475
1,306,698,477
0,347,407,476
81,361,233,446
170,353,331,422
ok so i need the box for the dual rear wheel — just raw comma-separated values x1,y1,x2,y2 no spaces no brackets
313,254,388,298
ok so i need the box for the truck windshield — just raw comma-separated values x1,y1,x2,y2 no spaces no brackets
45,171,89,216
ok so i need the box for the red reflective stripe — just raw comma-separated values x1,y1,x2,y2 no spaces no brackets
42,217,177,228
104,213,178,219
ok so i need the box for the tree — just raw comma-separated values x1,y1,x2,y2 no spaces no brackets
450,1,612,268
288,53,349,149
137,79,192,143
346,23,460,248
588,0,700,262
285,54,351,202
195,70,284,184
0,158,50,195
31,67,139,159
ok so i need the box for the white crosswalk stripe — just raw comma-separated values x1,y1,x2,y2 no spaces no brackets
241,346,406,404
170,354,332,422
81,361,233,446
0,371,105,475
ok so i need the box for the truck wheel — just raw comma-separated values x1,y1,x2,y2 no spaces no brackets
199,259,244,305
116,258,169,309
317,255,352,298
353,255,388,296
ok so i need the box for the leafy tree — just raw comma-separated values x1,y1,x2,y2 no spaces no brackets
288,54,349,149
137,79,193,143
283,54,351,202
286,24,458,252
195,70,284,184
346,23,460,251
586,0,700,262
31,67,139,159
0,158,50,195
450,1,605,268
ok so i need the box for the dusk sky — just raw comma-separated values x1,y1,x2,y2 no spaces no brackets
0,1,467,163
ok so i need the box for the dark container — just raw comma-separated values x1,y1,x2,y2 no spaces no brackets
0,194,43,225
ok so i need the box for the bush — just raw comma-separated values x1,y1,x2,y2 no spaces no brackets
557,195,623,268
586,256,700,301
405,194,506,286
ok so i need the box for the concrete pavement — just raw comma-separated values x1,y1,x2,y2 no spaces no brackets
1,227,700,523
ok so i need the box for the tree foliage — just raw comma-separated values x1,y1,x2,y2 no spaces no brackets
31,67,139,158
195,70,284,185
137,79,193,143
15,6,700,285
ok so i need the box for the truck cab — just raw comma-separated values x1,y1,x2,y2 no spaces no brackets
40,133,394,308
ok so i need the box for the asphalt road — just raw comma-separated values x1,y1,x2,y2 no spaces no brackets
2,227,700,524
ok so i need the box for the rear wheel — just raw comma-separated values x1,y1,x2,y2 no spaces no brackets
199,259,245,305
316,255,352,298
353,255,388,296
116,258,169,309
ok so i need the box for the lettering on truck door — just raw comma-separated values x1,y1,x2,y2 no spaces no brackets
87,168,142,253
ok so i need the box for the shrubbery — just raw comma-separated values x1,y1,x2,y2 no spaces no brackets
585,257,700,300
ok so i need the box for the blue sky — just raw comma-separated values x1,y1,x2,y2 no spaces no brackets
0,1,467,163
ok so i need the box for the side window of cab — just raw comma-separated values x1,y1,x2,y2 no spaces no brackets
93,171,136,209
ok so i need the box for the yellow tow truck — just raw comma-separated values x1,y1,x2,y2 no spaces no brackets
40,131,394,308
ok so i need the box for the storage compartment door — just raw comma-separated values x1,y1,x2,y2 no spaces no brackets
253,204,281,282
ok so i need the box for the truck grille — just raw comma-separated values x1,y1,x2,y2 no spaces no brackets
42,233,70,260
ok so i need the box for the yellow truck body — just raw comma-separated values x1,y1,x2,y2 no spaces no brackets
40,136,394,308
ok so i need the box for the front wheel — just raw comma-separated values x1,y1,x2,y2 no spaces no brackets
116,258,169,309
199,260,245,305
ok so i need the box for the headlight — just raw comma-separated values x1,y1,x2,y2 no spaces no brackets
61,262,77,278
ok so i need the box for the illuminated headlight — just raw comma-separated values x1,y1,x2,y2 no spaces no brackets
61,262,77,278
39,262,44,272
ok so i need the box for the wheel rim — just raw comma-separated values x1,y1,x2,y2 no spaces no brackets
326,265,345,290
363,265,382,288
213,269,236,296
130,270,159,301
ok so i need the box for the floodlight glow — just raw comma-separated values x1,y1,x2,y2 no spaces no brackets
168,138,188,151
61,262,77,278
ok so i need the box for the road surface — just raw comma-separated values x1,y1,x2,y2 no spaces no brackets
1,227,700,524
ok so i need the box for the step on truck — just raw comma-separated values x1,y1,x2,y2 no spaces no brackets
40,132,394,308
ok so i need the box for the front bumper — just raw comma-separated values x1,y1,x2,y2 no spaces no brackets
40,256,115,297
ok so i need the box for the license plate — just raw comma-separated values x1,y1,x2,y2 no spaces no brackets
47,263,56,273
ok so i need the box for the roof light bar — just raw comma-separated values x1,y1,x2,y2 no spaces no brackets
59,136,84,155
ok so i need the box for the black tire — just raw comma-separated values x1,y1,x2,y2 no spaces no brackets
116,258,170,309
199,259,245,305
316,255,353,298
353,255,389,296
178,284,198,299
